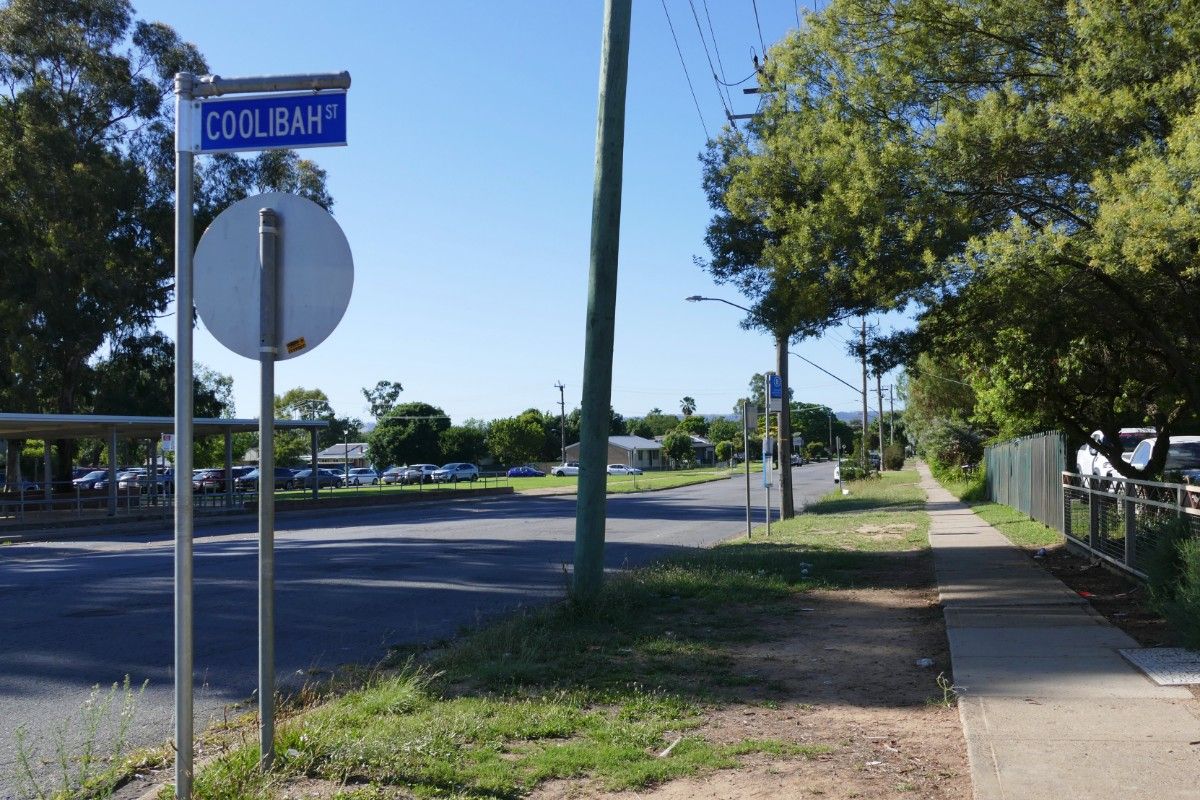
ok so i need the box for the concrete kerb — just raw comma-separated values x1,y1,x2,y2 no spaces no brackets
918,462,1200,800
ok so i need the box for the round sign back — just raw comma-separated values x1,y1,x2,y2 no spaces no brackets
194,192,353,361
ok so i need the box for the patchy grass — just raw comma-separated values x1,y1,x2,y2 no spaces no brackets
175,470,932,800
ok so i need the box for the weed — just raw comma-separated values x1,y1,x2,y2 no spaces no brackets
928,672,959,708
12,675,148,800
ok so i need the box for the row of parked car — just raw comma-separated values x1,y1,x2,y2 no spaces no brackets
1075,428,1200,483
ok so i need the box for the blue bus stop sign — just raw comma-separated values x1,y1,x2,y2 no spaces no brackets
769,374,783,398
196,91,346,154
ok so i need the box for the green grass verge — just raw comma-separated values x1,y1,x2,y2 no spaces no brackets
966,501,1062,548
172,471,926,800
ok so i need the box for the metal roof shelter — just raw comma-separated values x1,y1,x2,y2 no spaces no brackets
0,412,325,441
0,413,329,514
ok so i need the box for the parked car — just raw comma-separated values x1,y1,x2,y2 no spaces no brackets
291,468,344,489
346,467,380,486
431,463,480,483
235,467,296,491
606,464,643,475
380,466,405,485
3,478,40,492
1076,428,1155,483
791,454,804,466
399,464,440,484
551,461,580,477
1127,436,1200,477
193,466,253,493
73,469,109,489
507,464,546,478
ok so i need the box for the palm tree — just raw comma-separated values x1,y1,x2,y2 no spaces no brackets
680,396,697,417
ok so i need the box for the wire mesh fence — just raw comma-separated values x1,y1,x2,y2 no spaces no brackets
1062,472,1200,579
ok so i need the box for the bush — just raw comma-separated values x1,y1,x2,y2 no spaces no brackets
920,417,983,470
805,441,827,461
883,444,905,470
1145,517,1200,648
838,462,868,482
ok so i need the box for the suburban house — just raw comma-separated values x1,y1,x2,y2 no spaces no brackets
563,435,662,470
317,442,369,469
654,434,716,466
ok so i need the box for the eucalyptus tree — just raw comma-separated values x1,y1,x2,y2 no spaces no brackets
0,0,333,478
713,0,1200,478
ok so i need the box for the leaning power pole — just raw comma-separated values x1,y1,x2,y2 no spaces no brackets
574,0,632,601
554,381,567,464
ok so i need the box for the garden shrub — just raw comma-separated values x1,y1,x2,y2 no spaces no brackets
883,444,906,471
1145,517,1200,648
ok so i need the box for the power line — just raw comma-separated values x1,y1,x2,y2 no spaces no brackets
686,0,734,117
715,69,758,87
698,0,737,111
750,0,768,56
660,0,712,140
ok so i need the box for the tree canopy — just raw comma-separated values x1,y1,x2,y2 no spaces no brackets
704,0,1200,478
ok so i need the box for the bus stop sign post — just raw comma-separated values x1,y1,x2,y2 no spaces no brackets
173,70,350,800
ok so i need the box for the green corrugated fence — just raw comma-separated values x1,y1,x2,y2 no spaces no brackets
984,431,1067,533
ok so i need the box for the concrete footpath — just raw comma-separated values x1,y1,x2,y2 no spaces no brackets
918,463,1200,800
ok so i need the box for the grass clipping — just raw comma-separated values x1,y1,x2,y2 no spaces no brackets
179,472,931,800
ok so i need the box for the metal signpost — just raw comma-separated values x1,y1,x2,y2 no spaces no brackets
173,70,350,800
763,372,775,536
742,399,752,538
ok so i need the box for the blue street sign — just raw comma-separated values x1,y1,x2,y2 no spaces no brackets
197,92,346,154
769,374,782,398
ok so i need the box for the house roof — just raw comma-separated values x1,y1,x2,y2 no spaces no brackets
0,412,326,441
566,435,661,452
607,435,661,451
318,442,368,459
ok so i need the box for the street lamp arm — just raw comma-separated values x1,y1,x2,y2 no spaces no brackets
788,350,863,397
685,295,751,314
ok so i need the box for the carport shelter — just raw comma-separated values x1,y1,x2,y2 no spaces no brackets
0,412,327,514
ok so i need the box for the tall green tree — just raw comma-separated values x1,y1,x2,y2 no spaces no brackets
366,402,449,468
440,423,487,465
488,412,546,465
362,380,404,420
0,0,332,479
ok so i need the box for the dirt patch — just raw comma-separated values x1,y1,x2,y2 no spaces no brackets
529,584,971,800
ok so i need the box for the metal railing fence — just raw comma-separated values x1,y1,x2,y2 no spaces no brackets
985,432,1067,533
1062,472,1200,579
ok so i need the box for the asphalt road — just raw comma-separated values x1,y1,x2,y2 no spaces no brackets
0,463,834,795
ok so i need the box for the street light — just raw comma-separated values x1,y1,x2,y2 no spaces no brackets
685,295,795,520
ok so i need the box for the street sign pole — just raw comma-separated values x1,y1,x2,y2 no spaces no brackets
742,399,751,539
257,208,278,768
172,71,196,800
763,372,773,537
173,70,351,800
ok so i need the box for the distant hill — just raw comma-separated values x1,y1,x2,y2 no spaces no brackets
835,410,878,423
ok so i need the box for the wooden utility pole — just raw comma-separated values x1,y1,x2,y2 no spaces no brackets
554,381,567,464
574,0,632,600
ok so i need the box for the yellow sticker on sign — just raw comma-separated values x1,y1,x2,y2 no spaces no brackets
286,337,307,354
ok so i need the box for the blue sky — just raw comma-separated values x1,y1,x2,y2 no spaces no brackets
144,0,904,424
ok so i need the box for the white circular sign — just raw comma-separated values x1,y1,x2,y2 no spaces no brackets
194,192,353,361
